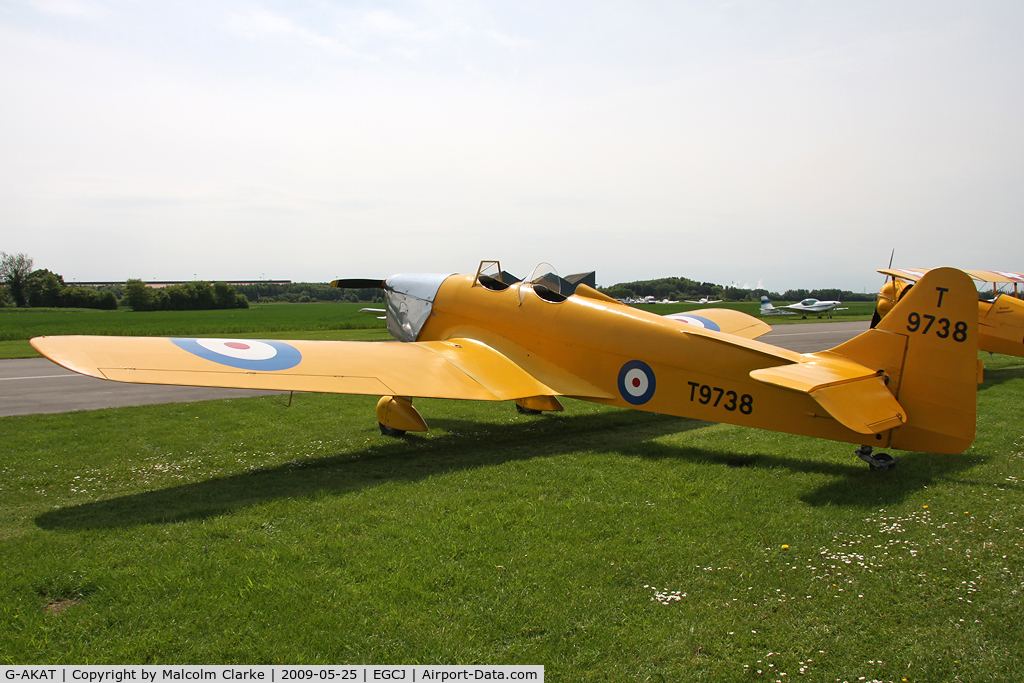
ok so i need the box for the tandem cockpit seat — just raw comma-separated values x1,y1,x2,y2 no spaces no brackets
473,261,568,302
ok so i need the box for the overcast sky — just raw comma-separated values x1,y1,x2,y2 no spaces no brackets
2,1,1022,292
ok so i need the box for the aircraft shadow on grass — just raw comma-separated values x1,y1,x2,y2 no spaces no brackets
977,359,1024,391
35,409,986,531
624,441,986,508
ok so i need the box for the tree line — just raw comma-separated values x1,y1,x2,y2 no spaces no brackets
598,277,877,302
0,252,247,311
599,276,727,302
123,279,249,311
232,282,384,304
0,253,117,309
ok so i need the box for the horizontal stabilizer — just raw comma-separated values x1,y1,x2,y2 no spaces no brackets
751,359,905,434
811,379,906,434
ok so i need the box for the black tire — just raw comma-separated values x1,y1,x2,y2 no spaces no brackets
515,403,542,415
379,422,406,437
869,452,897,471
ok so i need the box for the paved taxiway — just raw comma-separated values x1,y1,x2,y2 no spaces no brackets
759,320,869,353
1,357,284,417
2,321,869,417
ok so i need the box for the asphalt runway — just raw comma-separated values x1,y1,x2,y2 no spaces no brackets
1,357,285,417
759,320,869,353
2,320,869,417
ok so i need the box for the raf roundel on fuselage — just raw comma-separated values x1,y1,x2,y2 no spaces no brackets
618,360,657,405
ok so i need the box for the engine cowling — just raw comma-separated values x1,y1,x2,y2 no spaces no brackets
872,279,912,327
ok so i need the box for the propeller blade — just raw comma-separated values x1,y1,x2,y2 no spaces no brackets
330,278,385,289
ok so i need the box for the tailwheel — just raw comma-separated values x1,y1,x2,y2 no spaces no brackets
855,445,899,471
379,422,406,437
515,403,542,415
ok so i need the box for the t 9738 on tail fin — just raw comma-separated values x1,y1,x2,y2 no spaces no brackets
876,267,1024,360
31,263,980,470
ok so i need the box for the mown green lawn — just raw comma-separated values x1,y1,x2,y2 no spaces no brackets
0,303,389,358
1,350,1022,679
0,302,387,342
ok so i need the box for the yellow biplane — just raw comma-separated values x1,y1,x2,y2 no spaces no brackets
32,262,982,471
877,267,1024,358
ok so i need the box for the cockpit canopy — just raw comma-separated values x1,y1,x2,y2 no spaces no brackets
385,262,592,342
520,262,566,303
475,261,567,304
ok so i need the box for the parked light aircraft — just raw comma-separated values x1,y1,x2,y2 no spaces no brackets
877,267,1024,358
761,296,847,318
759,297,795,316
31,262,981,471
686,297,722,304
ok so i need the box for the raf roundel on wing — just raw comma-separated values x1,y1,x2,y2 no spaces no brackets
668,314,721,331
618,360,656,405
172,338,302,371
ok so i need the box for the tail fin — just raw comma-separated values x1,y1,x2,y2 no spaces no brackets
825,268,978,454
760,296,774,312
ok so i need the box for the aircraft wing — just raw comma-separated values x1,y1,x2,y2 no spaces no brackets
878,268,928,281
880,268,1024,285
663,309,772,339
30,335,613,402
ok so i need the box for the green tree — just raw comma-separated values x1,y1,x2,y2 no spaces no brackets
0,252,34,308
124,279,154,311
25,269,66,307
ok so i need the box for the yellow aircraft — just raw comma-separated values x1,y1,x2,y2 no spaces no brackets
32,262,982,471
876,267,1024,358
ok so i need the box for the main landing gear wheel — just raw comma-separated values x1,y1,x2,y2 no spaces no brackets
379,422,406,437
515,403,542,415
855,445,899,471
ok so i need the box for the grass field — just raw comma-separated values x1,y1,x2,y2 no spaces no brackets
0,303,389,359
1,339,1022,678
0,302,388,341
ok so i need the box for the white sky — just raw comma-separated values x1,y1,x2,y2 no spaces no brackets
1,1,1022,292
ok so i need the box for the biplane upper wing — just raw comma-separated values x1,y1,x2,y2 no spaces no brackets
30,335,613,402
878,267,929,281
879,268,1024,285
663,308,772,339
